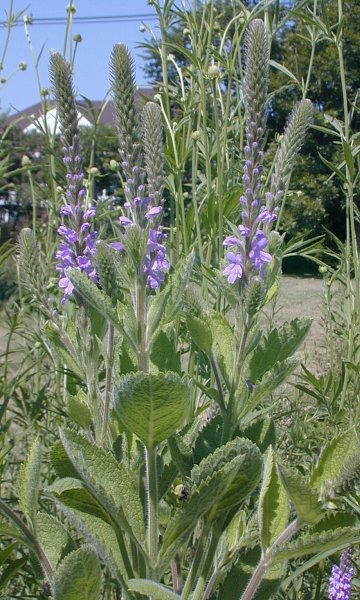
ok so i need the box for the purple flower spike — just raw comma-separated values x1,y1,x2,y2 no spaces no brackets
120,216,133,226
223,252,244,284
223,235,242,247
238,225,251,237
329,549,355,600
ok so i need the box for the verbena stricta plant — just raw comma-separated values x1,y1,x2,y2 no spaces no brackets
5,12,360,600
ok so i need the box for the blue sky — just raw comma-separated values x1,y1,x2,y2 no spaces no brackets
0,0,159,114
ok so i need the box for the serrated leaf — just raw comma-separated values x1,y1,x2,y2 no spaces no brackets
278,466,322,525
273,526,360,565
44,322,83,380
249,319,311,383
18,436,41,530
66,392,92,429
186,316,213,354
53,545,101,600
59,428,145,544
259,448,289,551
50,441,80,479
49,478,110,521
239,417,276,453
310,429,359,492
128,578,180,599
59,501,131,586
114,372,190,446
148,286,172,343
163,252,194,324
238,359,298,421
36,512,74,570
150,328,181,374
205,311,234,388
68,268,121,330
161,438,262,566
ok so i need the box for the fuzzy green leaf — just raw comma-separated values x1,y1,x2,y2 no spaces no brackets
44,322,83,380
65,392,91,429
36,512,74,570
150,328,181,374
56,502,129,585
161,438,262,567
59,428,145,544
273,526,360,565
52,545,101,600
148,286,172,343
249,319,311,383
205,311,234,388
18,436,41,530
259,448,289,551
310,429,359,492
114,372,190,446
128,579,180,599
238,359,298,421
186,316,213,354
163,252,194,324
278,466,322,524
68,268,120,330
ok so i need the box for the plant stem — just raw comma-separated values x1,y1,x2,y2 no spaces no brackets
241,519,301,600
145,444,158,577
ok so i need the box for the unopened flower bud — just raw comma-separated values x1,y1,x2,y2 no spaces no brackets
23,15,33,24
88,167,99,175
18,62,27,71
319,265,327,274
21,155,31,166
139,24,146,32
208,62,220,79
192,130,201,141
66,3,76,13
110,159,118,170
73,33,82,43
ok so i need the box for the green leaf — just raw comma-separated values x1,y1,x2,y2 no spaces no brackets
68,268,121,330
205,311,234,388
0,557,27,591
59,428,145,544
273,527,360,565
50,441,79,479
161,438,262,567
150,328,181,374
53,545,101,600
36,512,74,570
44,322,83,380
310,429,359,492
0,543,19,567
65,391,92,429
148,286,172,343
238,359,298,421
186,316,213,354
249,319,311,383
278,466,322,525
259,448,289,551
128,578,180,599
114,372,190,446
56,503,130,585
239,417,276,453
342,139,355,179
18,436,41,530
163,252,194,324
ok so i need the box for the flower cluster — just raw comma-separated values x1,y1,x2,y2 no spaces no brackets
328,549,355,600
50,52,97,304
111,45,168,289
223,20,276,285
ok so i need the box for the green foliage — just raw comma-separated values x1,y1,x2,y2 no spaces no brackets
114,372,190,446
258,448,289,551
18,436,41,530
278,466,322,525
52,545,101,600
128,579,180,599
59,428,145,543
36,512,74,571
310,429,359,493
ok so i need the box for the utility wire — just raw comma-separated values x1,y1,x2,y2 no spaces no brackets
0,13,157,27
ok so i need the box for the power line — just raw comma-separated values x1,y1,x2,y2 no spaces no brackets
0,13,157,27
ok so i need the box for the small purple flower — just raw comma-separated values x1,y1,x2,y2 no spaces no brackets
257,206,278,223
145,206,162,220
58,225,78,244
238,225,251,237
223,252,244,284
223,235,242,247
249,230,272,275
120,216,133,226
329,549,355,600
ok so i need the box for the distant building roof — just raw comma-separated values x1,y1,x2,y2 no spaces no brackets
4,88,154,133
